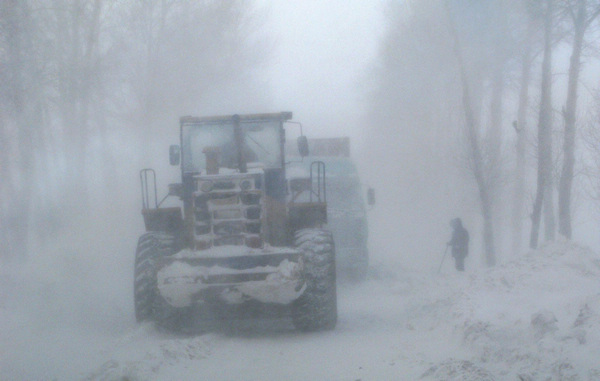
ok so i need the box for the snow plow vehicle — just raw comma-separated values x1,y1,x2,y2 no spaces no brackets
134,112,336,331
288,137,373,281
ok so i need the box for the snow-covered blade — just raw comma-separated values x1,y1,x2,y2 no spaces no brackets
156,247,305,307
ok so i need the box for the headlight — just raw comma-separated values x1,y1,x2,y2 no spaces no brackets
200,181,214,192
240,179,252,191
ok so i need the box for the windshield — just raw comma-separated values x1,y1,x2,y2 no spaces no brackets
182,119,282,173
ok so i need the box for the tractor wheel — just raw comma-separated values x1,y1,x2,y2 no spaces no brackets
134,232,206,333
291,228,337,331
134,232,177,323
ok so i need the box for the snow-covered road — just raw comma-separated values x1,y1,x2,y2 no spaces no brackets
78,272,462,381
2,241,600,380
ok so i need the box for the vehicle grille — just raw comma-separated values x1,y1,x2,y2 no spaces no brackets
193,176,263,249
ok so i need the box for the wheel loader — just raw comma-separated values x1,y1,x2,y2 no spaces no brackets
134,112,336,331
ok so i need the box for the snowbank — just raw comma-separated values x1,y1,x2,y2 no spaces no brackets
426,240,600,380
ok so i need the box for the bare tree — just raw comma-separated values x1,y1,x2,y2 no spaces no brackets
530,0,555,249
557,0,600,239
367,0,536,266
0,0,43,259
445,1,497,266
0,0,269,260
512,2,536,253
46,0,107,208
581,91,600,205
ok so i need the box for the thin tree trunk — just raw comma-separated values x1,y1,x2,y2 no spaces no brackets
55,1,89,209
488,61,504,177
486,58,504,263
70,1,88,197
531,0,554,248
0,112,12,260
530,174,545,249
512,15,533,254
5,1,29,260
558,0,587,239
544,185,556,241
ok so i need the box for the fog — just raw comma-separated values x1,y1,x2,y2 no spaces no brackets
2,0,600,379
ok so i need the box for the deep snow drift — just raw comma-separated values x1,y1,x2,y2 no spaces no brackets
2,240,600,380
422,240,600,380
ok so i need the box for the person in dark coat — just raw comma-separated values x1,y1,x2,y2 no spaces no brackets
447,218,469,271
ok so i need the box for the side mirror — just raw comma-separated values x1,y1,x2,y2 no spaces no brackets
169,145,180,166
367,188,375,206
297,136,309,157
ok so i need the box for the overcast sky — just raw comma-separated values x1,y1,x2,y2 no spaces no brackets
259,0,386,141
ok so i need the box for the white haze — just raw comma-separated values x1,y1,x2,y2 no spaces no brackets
2,0,600,379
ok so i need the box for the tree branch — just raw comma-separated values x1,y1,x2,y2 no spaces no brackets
585,5,600,27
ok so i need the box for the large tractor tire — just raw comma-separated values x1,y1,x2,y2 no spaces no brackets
291,229,337,331
134,232,188,329
134,232,176,322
